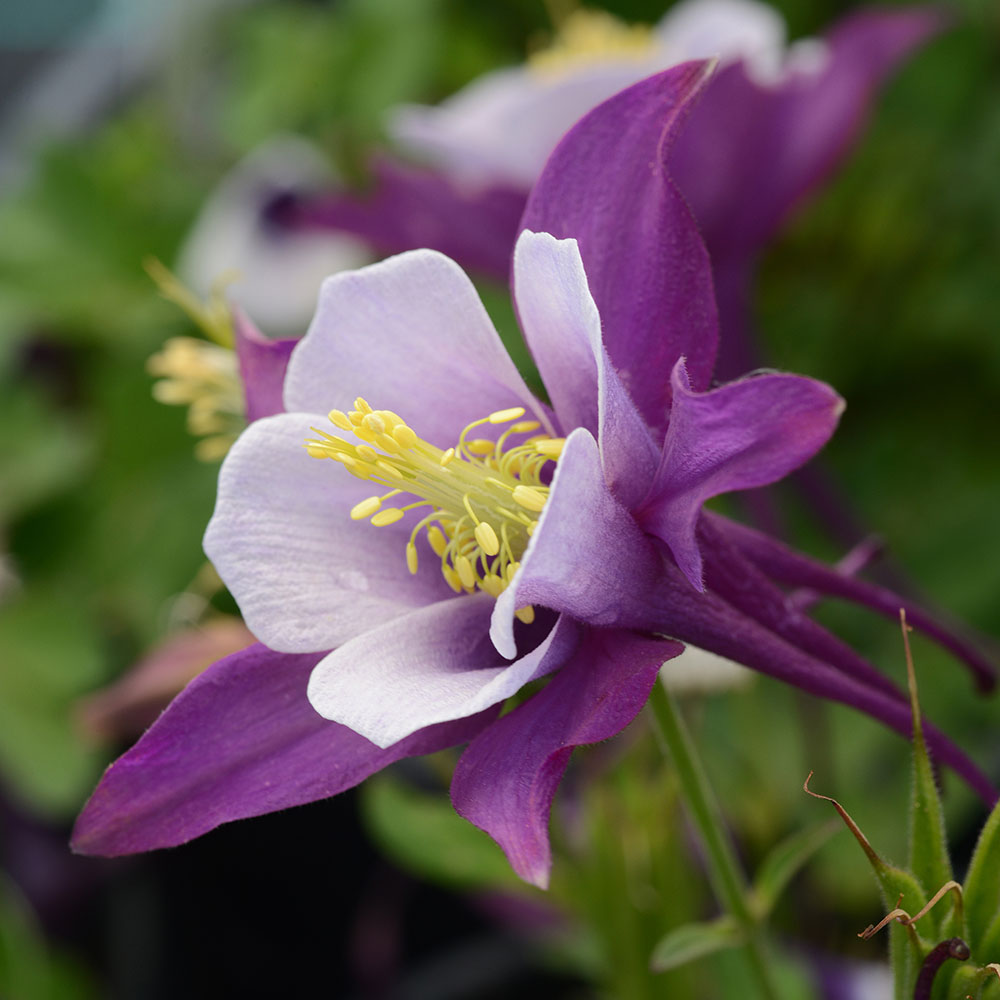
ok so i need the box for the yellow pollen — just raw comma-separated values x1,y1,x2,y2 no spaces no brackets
512,485,548,512
427,525,448,556
306,403,561,604
488,406,526,424
515,606,536,625
534,438,565,458
371,508,404,527
328,409,354,431
529,10,654,77
393,424,418,449
351,497,381,520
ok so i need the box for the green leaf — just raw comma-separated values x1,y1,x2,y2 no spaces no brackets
0,875,96,1000
0,589,107,816
649,916,745,973
901,617,954,910
750,819,841,919
360,771,521,890
962,796,1000,951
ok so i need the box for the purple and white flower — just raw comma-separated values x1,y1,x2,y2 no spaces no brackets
72,64,994,889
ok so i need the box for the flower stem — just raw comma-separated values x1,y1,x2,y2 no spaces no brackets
648,681,781,1000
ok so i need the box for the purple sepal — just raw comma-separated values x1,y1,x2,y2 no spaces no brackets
717,515,998,694
637,361,843,590
645,524,997,805
71,643,497,856
521,61,719,435
274,157,524,283
232,308,297,421
671,6,945,258
452,627,679,888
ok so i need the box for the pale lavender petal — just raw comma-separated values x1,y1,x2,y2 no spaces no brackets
307,598,578,749
491,428,663,658
452,628,679,887
521,62,719,435
204,412,451,653
71,643,497,856
272,157,524,282
671,7,944,255
390,59,676,190
718,515,997,693
232,308,297,421
512,231,659,506
282,249,549,443
636,361,843,590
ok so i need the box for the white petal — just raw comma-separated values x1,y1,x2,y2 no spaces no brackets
307,599,576,748
283,249,547,444
204,412,450,653
177,136,371,337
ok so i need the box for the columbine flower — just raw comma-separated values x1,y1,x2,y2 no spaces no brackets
276,1,939,302
176,137,372,337
73,65,993,890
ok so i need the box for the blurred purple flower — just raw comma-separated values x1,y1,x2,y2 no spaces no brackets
73,64,994,889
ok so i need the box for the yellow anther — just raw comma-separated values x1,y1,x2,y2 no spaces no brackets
480,574,506,598
526,521,537,536
350,497,382,520
466,439,495,456
392,424,418,449
515,605,536,624
534,438,565,458
375,460,404,480
488,406,526,424
328,409,354,431
456,555,476,589
363,413,386,435
512,485,548,512
374,433,401,454
474,522,500,556
427,526,448,557
309,399,561,604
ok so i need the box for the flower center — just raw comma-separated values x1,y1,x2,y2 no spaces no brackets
306,399,565,623
529,9,654,77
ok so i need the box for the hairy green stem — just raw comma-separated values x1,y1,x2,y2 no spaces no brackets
648,681,781,1000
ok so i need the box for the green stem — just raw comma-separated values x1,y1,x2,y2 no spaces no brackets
648,681,781,1000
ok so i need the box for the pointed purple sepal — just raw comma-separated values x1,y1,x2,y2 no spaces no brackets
272,156,525,282
521,61,719,435
452,627,679,888
71,643,497,856
232,309,297,421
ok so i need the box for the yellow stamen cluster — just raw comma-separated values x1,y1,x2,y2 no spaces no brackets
529,9,654,76
306,399,566,623
147,337,245,461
